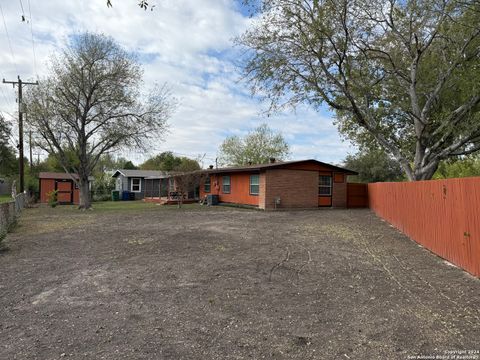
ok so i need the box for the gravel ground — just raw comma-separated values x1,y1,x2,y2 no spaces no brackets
0,203,479,360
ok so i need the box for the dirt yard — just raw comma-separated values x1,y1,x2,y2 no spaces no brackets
1,203,479,360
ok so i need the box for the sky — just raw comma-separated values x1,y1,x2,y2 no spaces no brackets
0,0,355,167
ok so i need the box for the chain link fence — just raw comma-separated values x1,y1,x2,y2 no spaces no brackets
0,193,29,244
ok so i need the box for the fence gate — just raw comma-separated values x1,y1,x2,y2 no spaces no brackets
347,183,369,208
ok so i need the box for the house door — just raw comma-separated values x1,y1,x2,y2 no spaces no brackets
55,180,73,204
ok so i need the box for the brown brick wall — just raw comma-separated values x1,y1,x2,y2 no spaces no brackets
263,169,318,210
332,175,347,208
258,173,267,209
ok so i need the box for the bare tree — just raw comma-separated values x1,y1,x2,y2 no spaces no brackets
170,162,205,208
26,32,175,209
171,172,204,208
239,0,480,180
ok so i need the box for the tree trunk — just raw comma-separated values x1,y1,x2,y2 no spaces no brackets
177,192,183,208
413,162,439,181
78,177,91,209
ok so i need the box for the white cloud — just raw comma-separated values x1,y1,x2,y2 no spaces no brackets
0,0,354,166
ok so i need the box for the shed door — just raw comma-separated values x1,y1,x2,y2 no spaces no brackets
56,180,73,204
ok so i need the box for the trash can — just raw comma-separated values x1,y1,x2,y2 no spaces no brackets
207,194,219,206
122,191,130,201
111,190,120,201
128,192,136,201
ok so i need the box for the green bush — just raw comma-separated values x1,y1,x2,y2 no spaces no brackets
46,190,58,208
93,192,111,202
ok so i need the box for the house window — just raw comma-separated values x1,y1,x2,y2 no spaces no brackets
222,176,231,194
169,178,175,192
319,175,332,196
250,175,259,195
131,178,141,192
204,177,211,193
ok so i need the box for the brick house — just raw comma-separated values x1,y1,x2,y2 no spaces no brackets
199,159,357,210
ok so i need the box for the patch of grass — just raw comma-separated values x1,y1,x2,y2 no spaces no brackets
214,244,226,251
91,200,160,212
0,194,13,203
18,217,95,235
36,200,228,214
90,201,233,213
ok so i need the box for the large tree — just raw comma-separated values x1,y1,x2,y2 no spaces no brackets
239,0,480,180
344,148,404,183
170,161,204,208
26,33,175,209
140,151,201,171
0,116,17,177
218,123,290,166
433,156,480,179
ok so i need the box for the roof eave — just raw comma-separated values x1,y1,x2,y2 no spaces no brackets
111,170,126,178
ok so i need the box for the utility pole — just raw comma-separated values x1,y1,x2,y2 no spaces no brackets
2,76,38,193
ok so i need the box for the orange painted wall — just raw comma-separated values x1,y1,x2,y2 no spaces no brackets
200,172,259,206
40,179,55,203
369,178,480,277
334,173,345,183
318,197,332,206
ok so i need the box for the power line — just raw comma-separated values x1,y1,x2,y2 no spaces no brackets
0,3,19,75
0,87,12,106
0,81,16,103
18,0,25,16
26,0,37,77
0,109,16,120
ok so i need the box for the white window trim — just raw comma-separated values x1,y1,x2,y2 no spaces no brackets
222,176,231,194
319,175,332,196
204,177,211,193
131,178,142,193
250,175,260,195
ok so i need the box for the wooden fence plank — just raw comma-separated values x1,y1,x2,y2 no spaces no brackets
368,178,480,277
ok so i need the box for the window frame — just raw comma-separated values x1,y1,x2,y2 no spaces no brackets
222,176,231,194
204,176,211,193
249,174,260,195
131,177,142,193
319,175,332,196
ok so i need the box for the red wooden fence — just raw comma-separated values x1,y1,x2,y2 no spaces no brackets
368,178,480,277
